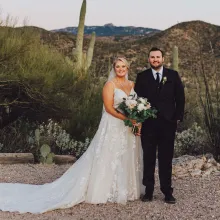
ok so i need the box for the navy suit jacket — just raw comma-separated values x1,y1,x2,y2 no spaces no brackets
134,67,185,123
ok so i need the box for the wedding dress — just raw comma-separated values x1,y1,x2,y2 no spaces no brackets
0,86,144,214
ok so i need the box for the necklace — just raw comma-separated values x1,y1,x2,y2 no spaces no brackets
115,78,131,95
116,78,127,89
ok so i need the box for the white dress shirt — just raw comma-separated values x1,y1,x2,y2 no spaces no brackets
151,66,163,82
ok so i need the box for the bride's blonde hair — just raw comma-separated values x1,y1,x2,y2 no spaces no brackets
113,57,130,69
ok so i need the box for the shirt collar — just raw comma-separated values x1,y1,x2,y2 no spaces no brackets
151,66,163,76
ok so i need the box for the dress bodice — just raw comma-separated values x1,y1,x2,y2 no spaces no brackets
113,87,136,109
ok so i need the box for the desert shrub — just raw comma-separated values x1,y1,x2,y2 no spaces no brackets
193,41,220,161
0,23,75,124
0,118,38,153
174,122,209,157
0,118,91,160
0,17,104,146
37,119,90,158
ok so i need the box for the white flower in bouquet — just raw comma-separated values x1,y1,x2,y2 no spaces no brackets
138,97,147,104
137,103,147,112
127,95,133,100
125,99,137,109
117,94,157,135
146,103,151,109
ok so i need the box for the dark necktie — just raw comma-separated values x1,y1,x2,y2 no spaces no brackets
156,72,160,85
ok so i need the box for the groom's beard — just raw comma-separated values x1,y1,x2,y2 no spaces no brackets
150,63,163,71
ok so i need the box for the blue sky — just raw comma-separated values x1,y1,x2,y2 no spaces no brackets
0,0,219,30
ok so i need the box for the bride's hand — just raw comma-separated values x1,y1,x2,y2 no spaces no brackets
135,123,142,136
129,119,137,125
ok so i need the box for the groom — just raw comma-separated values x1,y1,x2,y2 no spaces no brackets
134,47,185,204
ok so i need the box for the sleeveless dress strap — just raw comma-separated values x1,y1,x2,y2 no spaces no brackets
129,80,134,88
109,80,116,88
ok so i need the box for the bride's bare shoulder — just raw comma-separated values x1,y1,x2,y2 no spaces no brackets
103,81,115,90
129,80,135,87
103,81,115,96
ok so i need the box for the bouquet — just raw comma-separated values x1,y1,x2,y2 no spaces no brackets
117,94,157,134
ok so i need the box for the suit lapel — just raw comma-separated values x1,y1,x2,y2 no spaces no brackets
159,67,168,92
162,67,168,81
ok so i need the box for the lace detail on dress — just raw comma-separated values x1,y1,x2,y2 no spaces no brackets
0,88,144,214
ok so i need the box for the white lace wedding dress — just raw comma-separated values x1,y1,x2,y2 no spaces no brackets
0,87,144,214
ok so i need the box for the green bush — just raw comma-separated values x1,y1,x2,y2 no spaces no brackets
0,118,91,160
174,122,209,157
0,118,38,154
0,20,103,144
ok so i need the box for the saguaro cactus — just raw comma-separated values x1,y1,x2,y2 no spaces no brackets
74,0,86,69
86,32,96,69
74,0,96,71
172,45,179,72
108,56,111,74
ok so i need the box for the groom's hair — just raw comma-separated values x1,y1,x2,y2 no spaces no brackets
148,47,164,57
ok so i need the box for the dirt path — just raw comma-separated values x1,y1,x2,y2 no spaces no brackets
0,164,219,220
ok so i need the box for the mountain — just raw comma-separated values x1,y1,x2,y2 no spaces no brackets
51,23,160,36
17,20,220,83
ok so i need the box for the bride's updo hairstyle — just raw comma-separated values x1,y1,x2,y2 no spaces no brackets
107,57,130,82
113,57,130,70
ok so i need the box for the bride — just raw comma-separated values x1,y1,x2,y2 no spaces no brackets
0,57,144,214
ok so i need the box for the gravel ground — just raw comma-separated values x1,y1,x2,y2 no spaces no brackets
0,163,220,220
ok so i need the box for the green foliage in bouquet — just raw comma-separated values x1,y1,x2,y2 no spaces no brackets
117,94,157,133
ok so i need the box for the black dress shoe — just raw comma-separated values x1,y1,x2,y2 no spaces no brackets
141,194,153,202
164,194,176,204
